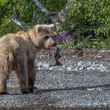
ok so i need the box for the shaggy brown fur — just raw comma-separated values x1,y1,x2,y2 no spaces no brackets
0,24,56,94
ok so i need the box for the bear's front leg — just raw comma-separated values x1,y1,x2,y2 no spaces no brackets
28,59,35,93
16,53,31,94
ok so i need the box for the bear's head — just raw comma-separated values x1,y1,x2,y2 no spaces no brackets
32,24,57,49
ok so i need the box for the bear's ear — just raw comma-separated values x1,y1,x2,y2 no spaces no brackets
34,24,55,33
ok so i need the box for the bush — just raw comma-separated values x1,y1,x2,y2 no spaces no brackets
64,0,110,36
0,0,66,36
61,0,110,48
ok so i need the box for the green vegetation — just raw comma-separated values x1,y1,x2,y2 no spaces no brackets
0,0,110,48
62,0,110,48
0,0,66,35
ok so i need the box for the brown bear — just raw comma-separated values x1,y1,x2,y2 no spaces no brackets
0,24,56,94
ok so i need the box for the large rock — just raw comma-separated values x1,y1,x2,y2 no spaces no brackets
1,49,110,110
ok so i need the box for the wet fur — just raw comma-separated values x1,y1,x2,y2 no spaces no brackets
0,24,56,94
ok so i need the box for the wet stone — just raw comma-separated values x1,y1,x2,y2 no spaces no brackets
0,51,110,110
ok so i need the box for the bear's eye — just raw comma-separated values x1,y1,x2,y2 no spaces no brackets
44,36,49,40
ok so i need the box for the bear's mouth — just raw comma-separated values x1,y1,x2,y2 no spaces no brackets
47,42,57,49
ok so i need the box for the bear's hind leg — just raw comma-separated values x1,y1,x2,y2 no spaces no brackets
0,73,8,94
0,59,10,94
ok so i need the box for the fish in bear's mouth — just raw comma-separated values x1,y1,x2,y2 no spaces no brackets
49,46,63,66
